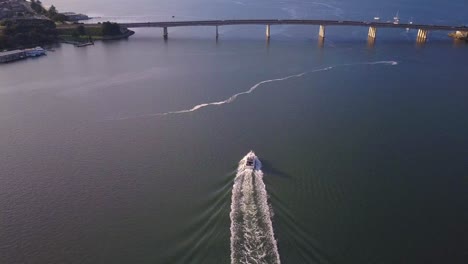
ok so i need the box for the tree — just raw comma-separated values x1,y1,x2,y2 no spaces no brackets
71,30,80,38
48,5,57,16
0,18,58,49
3,22,16,35
101,22,121,36
30,0,46,14
77,25,86,36
51,13,67,23
0,35,8,50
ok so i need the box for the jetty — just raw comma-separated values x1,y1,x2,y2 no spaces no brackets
0,47,46,63
0,50,26,63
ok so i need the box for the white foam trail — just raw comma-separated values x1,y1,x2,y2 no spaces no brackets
230,152,280,264
111,60,397,120
231,0,248,6
159,72,307,116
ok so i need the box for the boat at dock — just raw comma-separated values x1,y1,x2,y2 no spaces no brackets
75,41,94,47
25,47,47,57
393,11,400,24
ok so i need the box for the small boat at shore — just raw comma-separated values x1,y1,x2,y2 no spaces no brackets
25,47,46,57
75,41,94,47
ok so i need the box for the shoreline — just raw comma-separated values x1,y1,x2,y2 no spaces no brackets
58,29,135,45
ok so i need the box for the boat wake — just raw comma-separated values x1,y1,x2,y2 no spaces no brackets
111,60,397,120
230,151,280,264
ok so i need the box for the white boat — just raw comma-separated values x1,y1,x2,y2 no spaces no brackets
75,41,94,47
393,11,400,24
243,151,259,170
24,47,46,57
406,18,413,31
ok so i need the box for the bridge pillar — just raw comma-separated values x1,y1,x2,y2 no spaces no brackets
368,26,377,39
319,25,326,38
216,25,219,39
318,37,324,48
417,29,428,43
367,36,376,48
266,25,271,39
163,27,168,39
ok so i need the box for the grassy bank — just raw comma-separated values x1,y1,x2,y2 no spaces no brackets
56,23,134,44
56,26,103,36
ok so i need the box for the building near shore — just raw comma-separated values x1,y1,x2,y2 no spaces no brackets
0,0,32,18
0,7,14,19
24,46,46,57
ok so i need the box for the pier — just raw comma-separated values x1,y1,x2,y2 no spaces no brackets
59,19,468,43
0,50,26,63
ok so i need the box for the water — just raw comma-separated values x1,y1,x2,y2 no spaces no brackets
1,0,468,263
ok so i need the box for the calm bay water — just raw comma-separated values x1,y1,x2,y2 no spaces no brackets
1,0,468,263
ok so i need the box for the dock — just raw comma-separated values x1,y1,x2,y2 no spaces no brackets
0,50,26,63
0,47,46,63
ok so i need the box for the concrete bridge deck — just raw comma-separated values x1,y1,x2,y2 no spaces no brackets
116,19,467,31
58,19,467,43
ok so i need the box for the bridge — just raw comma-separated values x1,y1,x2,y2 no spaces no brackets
67,19,468,43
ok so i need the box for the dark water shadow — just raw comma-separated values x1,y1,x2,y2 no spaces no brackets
260,159,292,179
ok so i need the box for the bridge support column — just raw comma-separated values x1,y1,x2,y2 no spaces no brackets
368,26,377,39
163,27,168,39
367,36,376,48
416,29,428,43
266,25,271,39
318,37,324,48
319,25,326,38
216,25,219,39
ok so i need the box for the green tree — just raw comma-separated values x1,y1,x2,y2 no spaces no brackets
0,35,8,50
48,5,57,16
77,25,86,36
30,0,46,14
51,13,67,22
71,30,80,38
101,22,121,36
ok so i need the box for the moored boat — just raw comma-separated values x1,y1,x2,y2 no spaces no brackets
24,47,46,57
393,11,400,24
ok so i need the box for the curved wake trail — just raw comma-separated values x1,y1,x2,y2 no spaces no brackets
230,152,280,264
112,61,397,120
